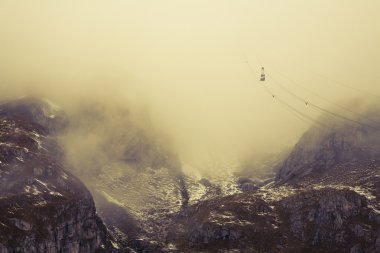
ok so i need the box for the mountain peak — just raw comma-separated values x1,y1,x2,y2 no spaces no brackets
0,96,66,134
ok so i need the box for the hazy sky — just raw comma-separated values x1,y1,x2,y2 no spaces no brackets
0,1,379,171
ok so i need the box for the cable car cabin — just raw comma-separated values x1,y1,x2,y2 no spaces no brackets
260,67,265,81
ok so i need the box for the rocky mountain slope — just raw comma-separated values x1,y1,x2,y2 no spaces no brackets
163,112,380,252
87,112,380,252
81,104,380,252
276,111,380,183
86,110,378,253
0,97,114,252
54,101,184,251
93,166,245,252
165,161,380,252
2,97,379,253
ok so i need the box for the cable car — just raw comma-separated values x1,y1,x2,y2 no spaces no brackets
260,67,265,81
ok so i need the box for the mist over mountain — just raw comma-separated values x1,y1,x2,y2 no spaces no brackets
1,1,380,252
1,96,379,252
59,100,181,178
1,0,378,176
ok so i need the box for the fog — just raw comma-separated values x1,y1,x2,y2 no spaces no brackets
0,0,379,174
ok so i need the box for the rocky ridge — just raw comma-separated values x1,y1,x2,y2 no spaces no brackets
0,97,114,252
276,113,380,183
166,160,380,252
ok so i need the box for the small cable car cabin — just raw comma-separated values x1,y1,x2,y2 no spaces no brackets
260,67,265,81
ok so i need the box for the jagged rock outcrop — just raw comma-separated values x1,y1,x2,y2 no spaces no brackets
0,97,113,252
276,111,380,183
167,193,282,252
279,188,380,252
165,183,380,253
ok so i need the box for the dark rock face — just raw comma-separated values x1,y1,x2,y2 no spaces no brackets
0,98,113,252
166,183,380,253
167,193,283,252
279,188,380,252
236,178,259,192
